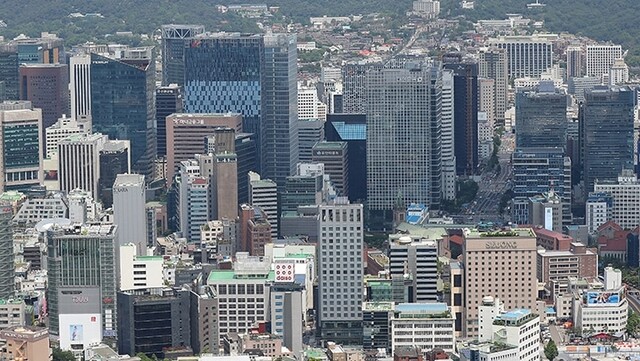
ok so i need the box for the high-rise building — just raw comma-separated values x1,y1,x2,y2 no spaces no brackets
211,152,238,220
119,244,164,291
160,24,205,86
0,207,14,299
489,34,556,79
98,140,131,208
342,63,380,113
566,46,584,79
90,47,156,178
580,86,635,193
367,62,442,211
262,33,299,188
515,82,568,149
586,44,623,79
281,170,324,214
462,228,538,337
45,116,87,158
155,84,183,157
298,85,325,121
585,192,613,234
568,76,600,104
609,58,629,86
318,200,364,345
0,45,19,101
69,54,92,127
239,204,272,256
165,113,242,185
177,161,209,243
478,78,495,126
388,236,438,302
312,141,349,198
325,114,366,202
248,172,279,238
0,101,43,192
593,169,640,229
46,224,117,340
19,64,69,132
113,174,147,254
298,118,324,163
441,69,456,201
58,133,107,199
478,47,508,125
444,62,478,176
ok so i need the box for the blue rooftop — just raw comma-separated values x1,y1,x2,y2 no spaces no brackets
396,303,449,313
332,122,366,140
499,308,531,321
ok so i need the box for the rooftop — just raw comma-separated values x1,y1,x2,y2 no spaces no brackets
363,302,394,311
494,309,538,326
466,227,535,239
207,270,275,282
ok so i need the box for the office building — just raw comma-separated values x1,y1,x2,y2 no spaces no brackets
537,242,597,296
388,235,438,302
585,192,613,234
156,84,183,157
366,62,442,212
586,44,623,79
515,82,568,149
19,64,68,132
0,208,14,299
98,140,131,208
200,218,237,258
318,200,364,344
325,114,366,202
609,57,629,86
362,302,394,352
512,148,572,224
177,162,209,243
391,303,455,354
572,267,628,337
119,243,164,291
298,118,324,163
207,254,272,336
0,326,50,361
478,47,508,125
462,228,538,337
45,116,86,158
238,204,271,256
526,191,564,232
113,174,146,253
444,62,478,175
248,172,279,238
489,34,555,79
0,101,43,192
566,46,584,79
165,113,242,185
581,86,635,193
298,85,326,121
593,169,640,229
58,133,107,200
312,141,349,198
90,47,156,178
478,79,495,127
270,270,305,357
568,76,600,104
161,24,205,86
69,54,92,127
211,152,239,220
342,63,374,114
0,45,19,101
440,69,456,200
46,224,117,343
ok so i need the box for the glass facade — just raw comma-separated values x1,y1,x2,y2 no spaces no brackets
161,25,205,86
515,86,568,149
90,52,156,177
3,122,40,189
0,48,18,101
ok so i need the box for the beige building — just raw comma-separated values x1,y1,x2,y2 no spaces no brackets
462,228,538,337
0,326,50,361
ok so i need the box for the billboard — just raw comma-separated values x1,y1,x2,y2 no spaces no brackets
59,313,101,350
58,287,101,314
586,291,622,305
274,260,296,283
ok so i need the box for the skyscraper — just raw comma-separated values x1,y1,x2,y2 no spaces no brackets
248,172,279,238
0,206,14,299
317,200,364,344
489,34,555,79
58,133,107,200
69,54,92,127
388,236,438,302
90,47,156,178
441,69,456,200
586,44,623,79
98,140,131,208
478,47,508,125
0,101,43,192
312,141,349,198
325,114,367,202
366,62,442,211
581,86,635,193
444,62,478,175
515,82,568,149
566,46,584,79
155,84,182,157
160,24,205,86
342,63,380,113
19,64,69,131
113,174,147,254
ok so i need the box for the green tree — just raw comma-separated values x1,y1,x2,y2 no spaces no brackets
136,354,154,361
628,310,640,336
52,348,76,361
544,339,558,360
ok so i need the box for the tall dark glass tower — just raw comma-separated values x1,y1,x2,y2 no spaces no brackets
155,84,182,157
580,86,636,193
161,25,205,86
90,48,156,178
515,81,568,149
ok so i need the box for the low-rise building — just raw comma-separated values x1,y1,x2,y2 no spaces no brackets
391,303,455,354
533,226,573,251
537,242,598,297
0,326,50,361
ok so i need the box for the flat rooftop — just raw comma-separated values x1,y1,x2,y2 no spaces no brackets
396,302,449,313
466,227,535,239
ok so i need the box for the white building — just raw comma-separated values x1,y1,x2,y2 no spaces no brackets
119,243,163,291
441,69,456,201
585,193,612,234
609,58,629,86
113,174,146,253
69,54,92,128
586,44,622,80
412,0,440,17
297,86,326,121
388,235,438,302
317,200,363,344
207,253,272,336
248,172,279,238
45,115,87,158
593,169,640,230
269,258,305,358
391,303,456,354
200,219,237,258
58,133,107,199
13,192,68,225
489,34,557,78
573,267,628,337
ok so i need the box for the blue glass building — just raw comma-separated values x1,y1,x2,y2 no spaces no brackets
325,113,367,202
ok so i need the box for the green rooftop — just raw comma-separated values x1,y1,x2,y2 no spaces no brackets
306,348,328,360
0,191,24,201
137,256,163,261
208,270,275,283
